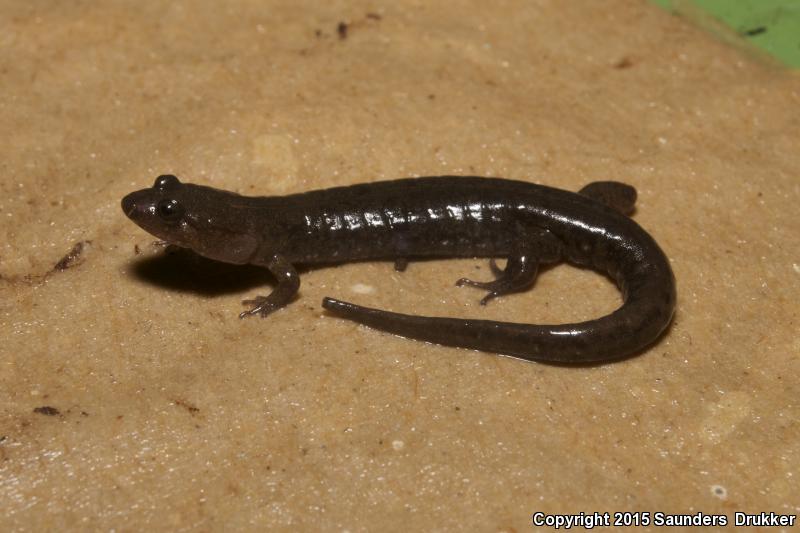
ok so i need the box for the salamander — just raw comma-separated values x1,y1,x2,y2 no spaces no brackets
122,175,676,363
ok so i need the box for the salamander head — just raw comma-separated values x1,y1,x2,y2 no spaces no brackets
122,175,259,264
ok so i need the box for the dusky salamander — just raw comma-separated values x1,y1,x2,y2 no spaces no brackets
122,175,675,363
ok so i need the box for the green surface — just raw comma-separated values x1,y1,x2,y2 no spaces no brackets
651,0,800,67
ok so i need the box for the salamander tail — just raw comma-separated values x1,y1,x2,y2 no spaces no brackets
321,293,673,364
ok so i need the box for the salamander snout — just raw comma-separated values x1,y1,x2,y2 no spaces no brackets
121,186,194,249
122,175,182,221
121,193,137,218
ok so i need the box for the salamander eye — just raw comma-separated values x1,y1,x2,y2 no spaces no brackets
156,199,184,223
154,174,180,190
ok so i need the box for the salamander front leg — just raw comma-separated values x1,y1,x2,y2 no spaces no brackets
456,254,539,305
240,254,300,318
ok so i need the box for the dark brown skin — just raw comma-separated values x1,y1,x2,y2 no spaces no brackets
122,175,676,363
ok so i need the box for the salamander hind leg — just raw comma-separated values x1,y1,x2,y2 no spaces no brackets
393,258,409,272
488,258,504,278
456,226,561,306
579,181,637,215
456,254,539,305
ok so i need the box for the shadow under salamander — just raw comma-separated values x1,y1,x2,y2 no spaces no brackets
130,246,272,296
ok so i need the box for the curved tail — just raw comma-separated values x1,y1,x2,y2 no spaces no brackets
321,272,675,363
